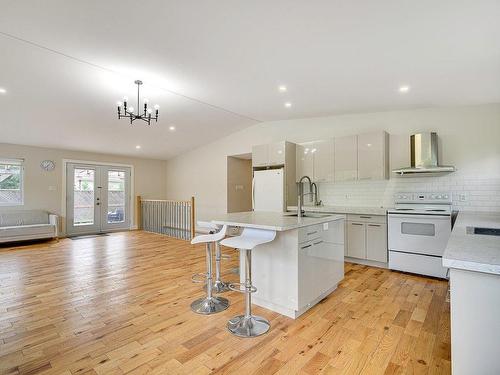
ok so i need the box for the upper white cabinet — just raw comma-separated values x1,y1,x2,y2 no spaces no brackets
296,144,314,181
252,141,286,167
252,144,269,167
334,135,358,181
358,131,389,180
268,142,286,166
296,139,334,182
313,139,334,182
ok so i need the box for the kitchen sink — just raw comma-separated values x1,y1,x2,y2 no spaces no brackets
466,226,500,236
284,212,332,218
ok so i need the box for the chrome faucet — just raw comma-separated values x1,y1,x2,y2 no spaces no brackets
297,175,313,218
311,182,322,206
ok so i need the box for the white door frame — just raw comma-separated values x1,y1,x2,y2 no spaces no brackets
61,159,135,236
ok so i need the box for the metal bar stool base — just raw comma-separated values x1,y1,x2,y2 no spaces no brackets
206,280,230,294
191,296,229,315
227,315,270,337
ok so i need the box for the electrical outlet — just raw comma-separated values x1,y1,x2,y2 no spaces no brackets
459,193,467,202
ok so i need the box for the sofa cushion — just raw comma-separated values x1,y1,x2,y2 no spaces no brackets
0,210,49,227
0,224,55,237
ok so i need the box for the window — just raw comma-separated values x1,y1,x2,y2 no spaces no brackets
0,159,24,206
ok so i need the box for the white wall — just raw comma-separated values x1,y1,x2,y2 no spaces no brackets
166,104,500,219
0,143,167,232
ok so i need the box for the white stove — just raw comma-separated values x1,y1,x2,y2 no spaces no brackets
388,192,453,278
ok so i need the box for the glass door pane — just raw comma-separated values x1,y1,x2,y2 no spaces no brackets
74,168,96,226
107,170,125,224
66,164,101,236
100,166,131,232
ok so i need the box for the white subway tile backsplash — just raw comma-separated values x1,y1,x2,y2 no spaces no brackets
317,175,500,212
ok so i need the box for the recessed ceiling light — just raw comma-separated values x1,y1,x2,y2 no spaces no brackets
284,102,292,108
169,125,176,131
0,88,6,94
399,85,410,93
135,145,141,149
278,85,287,92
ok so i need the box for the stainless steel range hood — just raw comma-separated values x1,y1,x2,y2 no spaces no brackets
392,132,456,175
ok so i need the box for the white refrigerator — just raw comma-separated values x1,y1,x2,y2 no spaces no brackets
252,168,285,212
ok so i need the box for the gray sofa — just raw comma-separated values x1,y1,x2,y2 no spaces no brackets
0,210,58,243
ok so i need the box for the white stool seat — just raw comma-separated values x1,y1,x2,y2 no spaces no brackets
191,224,227,244
197,221,221,232
220,228,276,250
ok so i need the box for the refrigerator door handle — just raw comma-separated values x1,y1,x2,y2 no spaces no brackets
252,177,255,211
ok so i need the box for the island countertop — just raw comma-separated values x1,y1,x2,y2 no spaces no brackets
443,211,500,275
211,211,345,231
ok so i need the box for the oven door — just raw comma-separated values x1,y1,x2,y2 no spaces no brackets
388,213,451,256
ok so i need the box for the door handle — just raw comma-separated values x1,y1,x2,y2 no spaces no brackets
252,178,255,210
301,244,312,250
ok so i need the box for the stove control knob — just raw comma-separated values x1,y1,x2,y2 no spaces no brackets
443,194,449,199
437,194,442,199
431,194,436,199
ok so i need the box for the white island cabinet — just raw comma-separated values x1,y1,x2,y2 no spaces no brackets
212,211,345,319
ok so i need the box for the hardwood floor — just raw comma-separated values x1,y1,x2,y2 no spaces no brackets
0,231,450,375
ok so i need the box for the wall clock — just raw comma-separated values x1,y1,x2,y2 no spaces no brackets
40,160,55,171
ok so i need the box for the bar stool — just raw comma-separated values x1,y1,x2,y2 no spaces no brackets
190,224,229,314
220,228,276,337
197,221,231,294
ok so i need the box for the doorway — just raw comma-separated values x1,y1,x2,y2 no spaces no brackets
65,163,131,236
227,154,253,213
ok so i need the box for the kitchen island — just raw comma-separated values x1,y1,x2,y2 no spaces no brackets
212,211,345,318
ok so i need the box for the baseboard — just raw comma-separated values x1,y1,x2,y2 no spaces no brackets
345,256,388,269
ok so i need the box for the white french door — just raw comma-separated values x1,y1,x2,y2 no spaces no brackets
66,163,131,236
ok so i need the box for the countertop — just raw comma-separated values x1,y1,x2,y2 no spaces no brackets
212,211,345,231
287,205,389,216
443,212,500,275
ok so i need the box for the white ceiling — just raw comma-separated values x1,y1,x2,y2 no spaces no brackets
1,1,499,160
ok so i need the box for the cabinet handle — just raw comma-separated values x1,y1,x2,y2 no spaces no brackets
307,231,318,235
313,240,323,245
368,224,381,227
301,244,312,249
351,223,363,226
360,216,372,219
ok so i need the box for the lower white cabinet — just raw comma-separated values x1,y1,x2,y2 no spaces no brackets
366,223,388,262
346,214,387,263
347,222,366,258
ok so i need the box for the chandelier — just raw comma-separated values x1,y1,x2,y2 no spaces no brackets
117,80,159,125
